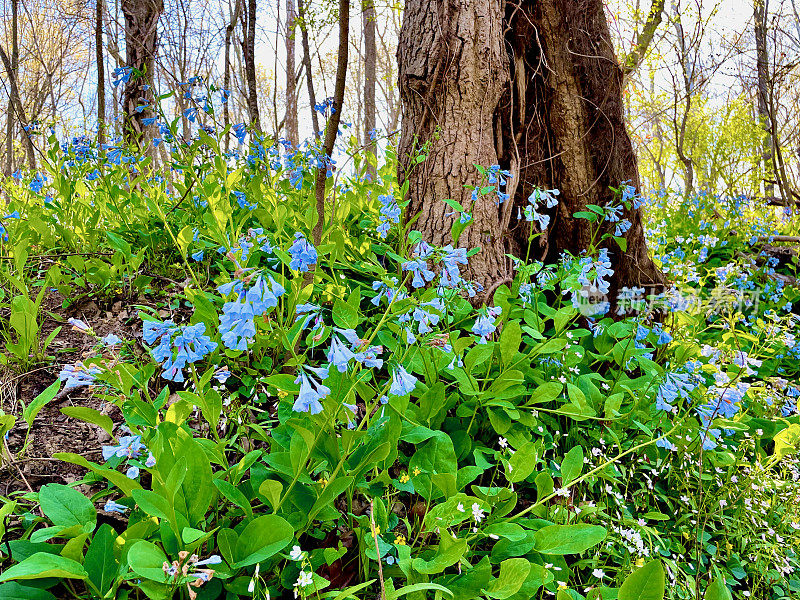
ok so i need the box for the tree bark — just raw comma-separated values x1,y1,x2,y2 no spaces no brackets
4,0,20,175
0,43,36,169
241,0,261,130
96,0,107,145
754,0,773,197
398,0,664,298
312,0,349,246
223,0,243,151
362,0,377,176
285,0,299,145
121,0,163,149
297,0,321,139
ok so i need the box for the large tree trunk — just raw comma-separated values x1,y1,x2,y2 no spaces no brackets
754,0,773,197
121,0,163,149
398,0,664,299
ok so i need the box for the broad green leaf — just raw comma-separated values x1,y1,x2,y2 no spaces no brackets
0,582,57,599
774,424,800,459
0,553,87,582
412,533,468,574
507,441,539,483
618,560,665,600
131,490,172,522
483,558,531,599
84,524,117,596
258,479,283,509
408,432,457,500
560,446,584,484
38,484,96,533
499,321,521,366
534,524,607,554
128,541,169,583
703,577,732,600
526,383,562,405
233,515,294,568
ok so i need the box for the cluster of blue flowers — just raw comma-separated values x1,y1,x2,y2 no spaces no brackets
523,187,560,229
143,320,218,382
218,273,286,350
376,193,400,238
102,433,155,479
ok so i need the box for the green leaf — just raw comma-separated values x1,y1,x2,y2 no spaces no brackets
38,484,96,533
23,381,60,428
703,577,732,600
308,476,354,522
499,321,521,366
408,432,458,500
526,382,562,405
534,524,607,554
0,582,57,599
508,441,539,483
618,560,665,600
233,515,294,568
84,524,117,596
131,490,172,522
176,225,194,256
412,533,467,574
128,541,169,583
213,478,253,519
54,452,142,496
774,424,800,459
0,553,87,582
483,558,531,599
258,480,283,509
60,407,114,437
560,446,584,484
333,298,360,329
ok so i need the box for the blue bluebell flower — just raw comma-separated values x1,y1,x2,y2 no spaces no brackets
402,258,435,288
293,371,331,414
288,233,318,272
390,365,417,396
103,500,128,514
102,435,145,461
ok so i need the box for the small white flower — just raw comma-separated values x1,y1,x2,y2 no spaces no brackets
593,568,605,579
556,487,569,497
289,545,304,561
295,571,313,588
498,437,508,449
637,518,646,527
472,503,485,523
457,502,465,512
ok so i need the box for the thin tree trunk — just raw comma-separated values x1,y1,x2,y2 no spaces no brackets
241,0,261,130
312,0,349,246
121,0,163,149
223,0,242,150
4,0,19,175
96,0,107,145
285,0,298,145
754,0,773,198
621,0,665,84
0,47,36,170
362,0,376,176
297,0,320,139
